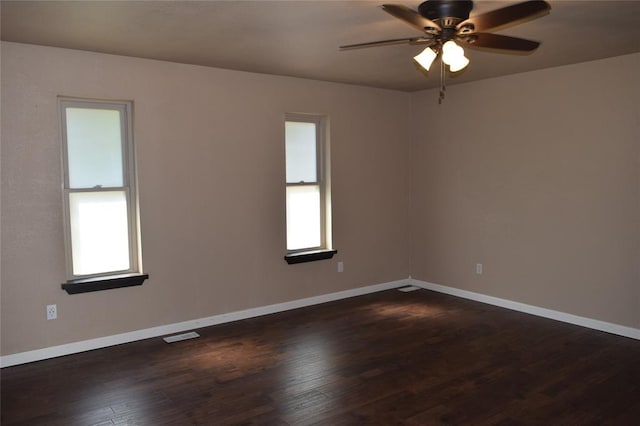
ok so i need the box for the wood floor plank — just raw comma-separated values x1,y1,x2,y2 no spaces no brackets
2,289,639,425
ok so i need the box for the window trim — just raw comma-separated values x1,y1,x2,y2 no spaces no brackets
284,249,337,265
61,273,149,294
284,113,334,262
59,97,145,288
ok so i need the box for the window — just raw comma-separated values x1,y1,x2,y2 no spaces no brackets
59,98,146,293
284,114,336,264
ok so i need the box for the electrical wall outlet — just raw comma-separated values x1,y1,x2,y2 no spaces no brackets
475,263,483,275
337,261,344,273
46,304,57,320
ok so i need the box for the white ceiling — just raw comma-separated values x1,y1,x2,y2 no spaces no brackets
2,1,639,92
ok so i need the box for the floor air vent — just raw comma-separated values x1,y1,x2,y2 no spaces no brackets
398,286,420,292
163,331,200,343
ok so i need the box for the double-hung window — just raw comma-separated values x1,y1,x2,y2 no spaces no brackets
284,114,336,264
59,98,146,293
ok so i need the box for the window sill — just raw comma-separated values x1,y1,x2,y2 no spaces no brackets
61,273,149,294
284,249,337,264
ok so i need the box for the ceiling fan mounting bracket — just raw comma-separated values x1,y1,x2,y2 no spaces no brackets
458,23,475,35
458,34,478,45
418,0,473,27
439,27,457,42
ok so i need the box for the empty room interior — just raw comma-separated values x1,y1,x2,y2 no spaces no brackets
1,0,639,424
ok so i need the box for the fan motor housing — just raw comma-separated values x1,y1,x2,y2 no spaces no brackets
418,0,473,25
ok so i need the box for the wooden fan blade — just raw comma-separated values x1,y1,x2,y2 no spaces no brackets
462,33,540,51
382,4,441,32
457,0,550,33
340,37,433,50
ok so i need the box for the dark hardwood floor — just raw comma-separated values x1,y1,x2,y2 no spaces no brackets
2,288,639,425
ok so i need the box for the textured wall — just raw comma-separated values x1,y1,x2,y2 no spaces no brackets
1,42,410,355
3,41,638,358
409,53,640,328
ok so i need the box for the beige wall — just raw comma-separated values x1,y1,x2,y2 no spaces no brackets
2,41,638,358
0,42,410,355
410,53,640,328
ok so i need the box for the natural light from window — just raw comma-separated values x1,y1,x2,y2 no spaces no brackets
62,100,139,279
286,185,321,250
285,120,323,251
69,191,130,275
66,108,123,188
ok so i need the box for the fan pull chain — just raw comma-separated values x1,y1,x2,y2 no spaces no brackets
439,58,446,104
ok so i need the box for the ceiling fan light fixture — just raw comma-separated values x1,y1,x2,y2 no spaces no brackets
448,54,469,72
441,40,469,72
342,0,551,101
413,46,437,71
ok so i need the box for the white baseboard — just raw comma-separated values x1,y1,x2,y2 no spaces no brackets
0,279,409,368
4,277,636,368
410,278,640,341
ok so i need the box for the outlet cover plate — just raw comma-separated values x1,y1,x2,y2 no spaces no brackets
46,304,57,320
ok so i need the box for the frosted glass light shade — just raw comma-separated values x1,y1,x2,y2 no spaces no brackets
285,122,317,183
413,47,437,71
69,191,130,275
449,56,469,72
441,40,461,62
286,185,321,250
448,55,469,72
441,40,469,72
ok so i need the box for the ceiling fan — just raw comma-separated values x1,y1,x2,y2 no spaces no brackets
341,0,551,101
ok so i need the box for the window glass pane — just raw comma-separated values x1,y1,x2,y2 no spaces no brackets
66,108,123,188
285,121,317,183
286,185,321,250
69,191,130,275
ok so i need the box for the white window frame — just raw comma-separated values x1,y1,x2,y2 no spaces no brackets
59,98,142,281
285,113,332,255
